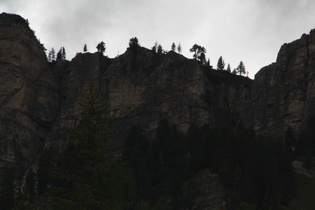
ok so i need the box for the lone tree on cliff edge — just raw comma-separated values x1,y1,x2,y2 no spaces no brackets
96,41,106,54
227,63,231,73
190,44,206,61
171,42,176,51
236,61,246,76
217,56,225,71
129,37,140,49
177,43,182,53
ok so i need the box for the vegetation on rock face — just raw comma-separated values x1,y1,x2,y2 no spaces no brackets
129,37,140,49
56,47,66,61
47,47,56,62
190,44,206,61
0,111,297,209
236,61,246,76
177,43,182,53
96,41,106,54
171,42,176,51
217,56,225,71
122,122,296,209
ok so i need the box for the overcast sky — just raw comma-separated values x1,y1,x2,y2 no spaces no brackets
2,0,315,77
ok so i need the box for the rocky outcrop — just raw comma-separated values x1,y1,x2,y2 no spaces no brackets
0,13,59,170
45,48,252,152
0,13,255,171
248,29,315,137
102,49,252,147
7,12,315,172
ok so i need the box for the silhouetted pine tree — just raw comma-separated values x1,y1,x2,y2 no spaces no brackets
236,61,246,75
152,41,158,53
171,42,176,51
157,44,163,54
227,63,231,72
177,43,182,53
217,56,225,70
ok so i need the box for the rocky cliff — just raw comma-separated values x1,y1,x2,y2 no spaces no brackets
0,13,59,172
248,29,315,137
46,46,253,152
2,13,315,173
0,13,253,171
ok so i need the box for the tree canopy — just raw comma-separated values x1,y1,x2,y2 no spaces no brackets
236,61,246,75
177,43,182,53
157,44,163,54
96,41,106,54
56,47,66,61
227,63,231,73
47,47,55,62
152,41,158,53
171,42,176,51
217,56,225,71
129,37,140,49
189,44,206,61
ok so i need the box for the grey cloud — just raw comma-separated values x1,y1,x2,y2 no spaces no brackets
2,0,315,77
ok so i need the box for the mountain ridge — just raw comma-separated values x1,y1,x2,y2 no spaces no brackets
0,12,314,172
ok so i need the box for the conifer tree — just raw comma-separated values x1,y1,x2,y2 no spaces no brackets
177,43,182,53
56,49,62,61
227,63,231,73
171,42,176,51
152,41,158,53
61,47,66,60
47,85,134,209
51,48,55,61
236,61,246,75
47,47,56,62
217,56,225,71
83,44,87,52
56,47,66,61
200,52,206,65
157,44,163,54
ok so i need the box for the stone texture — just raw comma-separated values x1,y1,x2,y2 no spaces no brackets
0,13,59,169
46,48,252,152
6,12,315,173
248,29,315,137
101,49,252,150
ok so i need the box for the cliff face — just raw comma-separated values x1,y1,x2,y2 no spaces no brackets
0,13,59,169
46,48,252,152
249,30,315,137
101,49,252,149
0,13,253,169
3,13,315,171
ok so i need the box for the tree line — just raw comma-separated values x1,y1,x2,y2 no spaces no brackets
46,37,248,77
